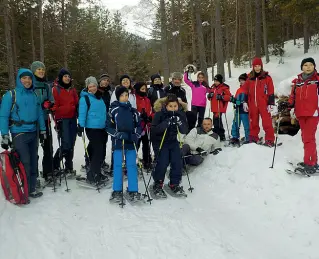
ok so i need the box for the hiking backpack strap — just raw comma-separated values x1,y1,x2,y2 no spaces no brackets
84,95,91,117
9,90,16,112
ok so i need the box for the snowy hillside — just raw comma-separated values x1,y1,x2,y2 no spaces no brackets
1,40,319,259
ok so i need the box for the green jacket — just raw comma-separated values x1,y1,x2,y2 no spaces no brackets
33,79,54,120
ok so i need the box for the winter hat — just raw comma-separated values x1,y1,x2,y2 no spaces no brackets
301,57,316,70
134,82,146,93
151,74,161,84
58,68,71,79
99,73,110,83
171,72,183,80
19,70,33,78
238,73,248,81
30,61,45,74
115,86,129,101
85,76,98,88
120,74,131,84
252,57,263,68
214,74,223,84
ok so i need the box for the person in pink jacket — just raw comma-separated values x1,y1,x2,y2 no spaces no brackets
184,69,209,127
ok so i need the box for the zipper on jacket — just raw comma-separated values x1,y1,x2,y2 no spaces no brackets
254,78,258,107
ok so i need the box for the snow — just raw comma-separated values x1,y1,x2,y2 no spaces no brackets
1,39,319,259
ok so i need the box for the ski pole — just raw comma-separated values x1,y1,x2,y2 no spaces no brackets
270,116,282,169
143,128,167,198
133,142,152,204
119,139,125,208
224,113,230,141
177,126,194,192
145,124,153,174
47,112,56,192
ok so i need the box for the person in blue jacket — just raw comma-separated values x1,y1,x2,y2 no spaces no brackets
106,86,142,202
0,68,46,199
77,76,108,185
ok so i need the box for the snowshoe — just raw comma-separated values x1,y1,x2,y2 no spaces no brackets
109,191,124,204
164,183,187,198
124,191,145,205
76,177,106,190
149,183,167,199
262,140,274,147
29,191,43,198
66,169,77,179
229,138,240,147
80,165,89,173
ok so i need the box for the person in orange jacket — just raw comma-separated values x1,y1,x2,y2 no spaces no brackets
242,57,275,147
207,74,231,141
279,57,319,174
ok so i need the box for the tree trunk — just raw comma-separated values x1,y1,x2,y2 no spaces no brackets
61,0,68,67
190,0,197,65
160,0,170,84
176,0,182,70
225,14,231,78
11,10,18,72
234,0,239,62
293,23,296,45
195,0,207,76
30,10,36,61
171,0,177,71
4,0,15,89
39,0,44,62
215,0,225,78
261,0,269,63
255,0,262,57
210,0,215,80
303,14,309,54
245,0,251,66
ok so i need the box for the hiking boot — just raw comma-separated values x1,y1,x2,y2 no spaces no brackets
169,184,186,195
109,191,123,203
263,140,274,147
249,136,259,144
230,138,240,145
29,191,43,198
153,181,167,199
127,191,142,201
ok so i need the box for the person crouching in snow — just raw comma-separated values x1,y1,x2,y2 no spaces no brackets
279,57,319,174
183,65,209,127
151,94,188,198
0,69,46,199
134,82,153,170
242,57,275,147
230,73,250,145
207,74,231,141
182,117,222,166
77,77,108,186
110,74,136,108
106,86,142,202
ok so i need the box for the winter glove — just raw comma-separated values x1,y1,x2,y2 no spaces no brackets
267,105,274,113
115,132,129,140
141,112,148,122
1,135,11,150
185,64,196,73
243,102,249,112
42,100,54,110
210,148,222,155
216,94,223,101
54,119,62,133
196,147,208,156
207,93,214,100
278,101,291,113
39,131,47,145
230,96,236,103
77,126,84,137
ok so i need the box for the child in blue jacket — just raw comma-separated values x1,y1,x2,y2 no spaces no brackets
77,76,108,185
106,86,142,202
0,68,46,199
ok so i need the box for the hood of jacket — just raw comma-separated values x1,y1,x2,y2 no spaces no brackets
153,96,188,113
16,68,34,91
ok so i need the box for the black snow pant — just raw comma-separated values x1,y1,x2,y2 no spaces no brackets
137,133,152,166
41,119,54,180
102,132,108,164
85,128,107,182
153,141,182,185
12,132,38,193
191,105,206,128
53,118,77,171
181,144,204,166
213,113,225,140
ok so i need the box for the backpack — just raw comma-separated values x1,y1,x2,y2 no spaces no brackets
0,150,29,205
84,95,91,117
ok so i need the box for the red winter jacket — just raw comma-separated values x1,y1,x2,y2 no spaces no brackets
135,93,153,132
208,83,231,113
243,71,275,110
289,72,319,118
52,82,79,120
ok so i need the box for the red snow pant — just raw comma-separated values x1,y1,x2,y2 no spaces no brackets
298,116,318,166
249,105,275,142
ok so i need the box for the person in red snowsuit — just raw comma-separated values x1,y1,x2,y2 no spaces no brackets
279,58,319,173
242,57,275,146
207,74,231,141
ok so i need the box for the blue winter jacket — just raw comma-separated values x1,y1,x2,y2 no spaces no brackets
78,89,107,129
106,101,142,150
0,68,46,136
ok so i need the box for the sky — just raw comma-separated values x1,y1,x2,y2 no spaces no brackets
101,0,141,10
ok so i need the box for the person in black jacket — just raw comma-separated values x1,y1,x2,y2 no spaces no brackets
151,94,188,198
147,74,166,109
164,72,188,107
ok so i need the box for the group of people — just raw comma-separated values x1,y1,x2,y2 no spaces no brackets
0,55,318,203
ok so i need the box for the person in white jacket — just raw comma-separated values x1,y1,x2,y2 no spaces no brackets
182,118,222,166
110,75,136,108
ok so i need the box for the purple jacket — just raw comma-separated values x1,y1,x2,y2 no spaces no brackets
184,72,208,107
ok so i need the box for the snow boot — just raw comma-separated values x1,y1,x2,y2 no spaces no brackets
249,136,259,144
109,191,123,203
168,183,186,197
152,181,167,199
127,191,142,201
29,190,43,198
230,138,240,146
263,140,274,148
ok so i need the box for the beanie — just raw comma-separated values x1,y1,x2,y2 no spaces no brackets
252,57,263,68
301,57,316,70
238,73,248,81
134,82,146,93
171,72,183,80
58,68,72,88
85,76,98,88
120,74,131,84
151,74,161,84
214,74,223,84
30,61,45,74
115,86,129,101
20,70,33,79
99,73,110,83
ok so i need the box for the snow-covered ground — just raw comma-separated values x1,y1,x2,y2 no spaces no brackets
1,39,319,259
